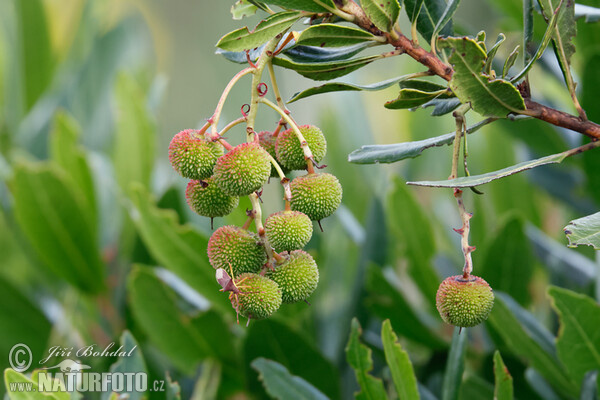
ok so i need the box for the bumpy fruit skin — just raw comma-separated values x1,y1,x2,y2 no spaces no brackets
207,226,267,276
276,125,327,170
436,275,494,328
185,177,238,218
213,142,271,196
264,211,313,252
258,131,289,178
266,250,318,303
233,273,282,319
290,173,342,221
168,129,223,180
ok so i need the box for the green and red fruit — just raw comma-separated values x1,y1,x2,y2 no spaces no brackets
208,225,267,276
185,177,238,218
289,173,342,221
275,125,327,170
168,129,223,180
213,142,271,196
232,273,282,319
266,250,319,303
258,131,289,178
264,211,312,252
436,275,494,328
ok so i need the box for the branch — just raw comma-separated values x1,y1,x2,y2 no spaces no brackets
340,1,600,141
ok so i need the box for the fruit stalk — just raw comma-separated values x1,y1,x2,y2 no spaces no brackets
259,97,315,169
246,37,281,142
249,192,280,266
450,107,475,279
210,67,253,136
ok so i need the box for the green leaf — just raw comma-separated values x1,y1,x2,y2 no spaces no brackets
580,371,598,400
548,286,600,389
442,328,466,400
385,88,451,109
272,54,381,80
231,0,258,19
191,360,221,400
0,277,51,377
502,45,520,78
439,37,525,117
5,369,65,400
564,211,600,250
128,185,231,311
493,351,514,400
128,266,234,373
388,177,439,309
114,73,156,190
486,294,578,398
360,0,401,32
404,0,453,41
14,0,55,111
50,111,97,221
10,163,104,293
261,0,336,12
381,320,420,400
216,11,301,52
284,42,372,63
346,318,388,400
480,216,535,306
166,374,182,400
251,358,329,400
484,33,506,75
539,0,577,82
348,118,494,164
431,0,461,45
407,147,575,187
101,332,146,400
289,74,421,102
523,0,534,64
423,97,463,115
296,24,379,47
243,319,340,399
366,266,448,349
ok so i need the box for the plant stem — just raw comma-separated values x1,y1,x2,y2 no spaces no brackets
210,68,253,135
249,192,277,267
267,61,289,115
451,107,475,279
259,97,315,166
339,0,600,140
246,38,281,142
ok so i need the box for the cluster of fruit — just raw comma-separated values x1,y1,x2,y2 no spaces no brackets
169,124,342,324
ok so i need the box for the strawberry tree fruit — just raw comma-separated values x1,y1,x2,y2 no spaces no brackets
168,129,223,180
436,275,495,328
207,225,267,276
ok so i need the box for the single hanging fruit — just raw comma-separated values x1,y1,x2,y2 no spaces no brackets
436,275,494,328
168,129,223,180
213,142,271,196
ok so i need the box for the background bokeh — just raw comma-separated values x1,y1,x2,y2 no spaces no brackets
1,0,599,399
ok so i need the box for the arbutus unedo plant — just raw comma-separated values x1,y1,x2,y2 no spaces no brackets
199,0,600,336
168,35,343,325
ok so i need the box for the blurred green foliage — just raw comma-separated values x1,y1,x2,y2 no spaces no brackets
0,1,599,399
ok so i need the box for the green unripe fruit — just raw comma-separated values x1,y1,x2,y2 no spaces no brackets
264,211,312,252
207,226,267,276
213,142,271,196
185,177,239,218
436,275,494,328
258,131,289,178
168,129,223,180
290,173,342,221
275,125,327,170
266,250,319,303
233,273,282,319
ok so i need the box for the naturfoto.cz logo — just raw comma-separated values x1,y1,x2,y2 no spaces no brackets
7,343,165,394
